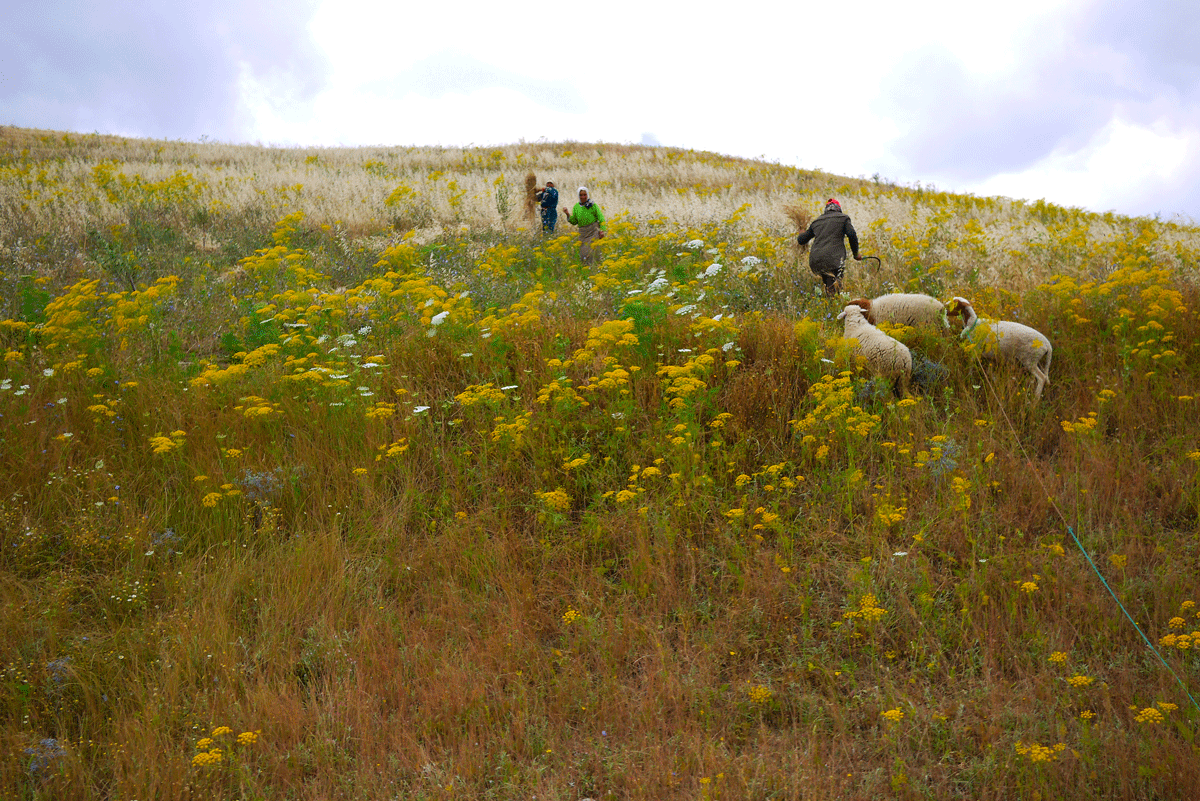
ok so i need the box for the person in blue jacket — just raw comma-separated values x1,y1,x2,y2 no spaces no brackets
534,180,559,233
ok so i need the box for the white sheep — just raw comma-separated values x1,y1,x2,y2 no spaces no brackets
847,293,949,330
837,304,913,396
949,297,1052,400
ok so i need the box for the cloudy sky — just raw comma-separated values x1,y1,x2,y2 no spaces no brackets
5,0,1198,220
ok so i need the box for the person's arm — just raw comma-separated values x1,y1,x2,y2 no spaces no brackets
564,204,576,224
797,222,816,247
845,219,860,259
596,206,606,232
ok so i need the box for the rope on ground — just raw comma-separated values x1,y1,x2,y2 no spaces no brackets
973,358,1200,715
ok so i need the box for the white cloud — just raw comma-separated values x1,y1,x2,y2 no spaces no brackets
972,118,1197,216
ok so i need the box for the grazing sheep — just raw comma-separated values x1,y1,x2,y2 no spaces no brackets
847,293,949,329
837,304,913,396
949,297,1052,400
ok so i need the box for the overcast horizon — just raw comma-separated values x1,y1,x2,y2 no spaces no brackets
4,0,1198,222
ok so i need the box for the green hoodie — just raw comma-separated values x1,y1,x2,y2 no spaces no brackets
568,202,605,228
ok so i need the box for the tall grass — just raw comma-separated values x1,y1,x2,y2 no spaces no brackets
2,126,1200,800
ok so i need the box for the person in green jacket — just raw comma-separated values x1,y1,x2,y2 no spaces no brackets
563,186,605,264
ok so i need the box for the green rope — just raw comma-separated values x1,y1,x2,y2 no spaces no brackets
1066,525,1200,714
968,348,1200,714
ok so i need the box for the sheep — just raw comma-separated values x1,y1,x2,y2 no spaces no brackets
949,297,1052,401
837,304,912,396
847,293,949,330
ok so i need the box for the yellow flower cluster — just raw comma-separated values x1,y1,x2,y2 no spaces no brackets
751,507,779,531
235,396,282,418
375,438,410,459
537,488,571,512
39,279,104,358
584,318,639,351
149,430,186,454
536,379,589,412
881,708,905,723
792,372,880,456
562,607,581,625
192,749,223,767
1157,632,1200,650
604,460,666,505
106,275,179,346
1066,675,1093,688
873,495,907,528
490,412,531,445
365,402,396,420
191,725,259,767
1134,706,1164,724
1060,412,1098,434
657,352,718,409
1014,741,1066,763
455,383,507,407
746,684,773,705
950,476,971,511
844,593,887,623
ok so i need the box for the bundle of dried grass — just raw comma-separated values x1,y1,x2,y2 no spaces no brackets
783,204,812,249
524,172,539,221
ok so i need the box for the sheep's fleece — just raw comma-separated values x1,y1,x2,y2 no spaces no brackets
850,293,949,329
837,304,913,381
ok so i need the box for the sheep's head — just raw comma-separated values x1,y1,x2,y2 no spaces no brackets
847,297,874,324
837,305,866,323
948,297,973,318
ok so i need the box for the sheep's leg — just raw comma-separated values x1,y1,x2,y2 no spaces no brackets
1024,351,1051,400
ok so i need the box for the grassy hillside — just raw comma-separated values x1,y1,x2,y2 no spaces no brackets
2,126,1200,800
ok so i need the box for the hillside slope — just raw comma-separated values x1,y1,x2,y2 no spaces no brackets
2,127,1200,800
